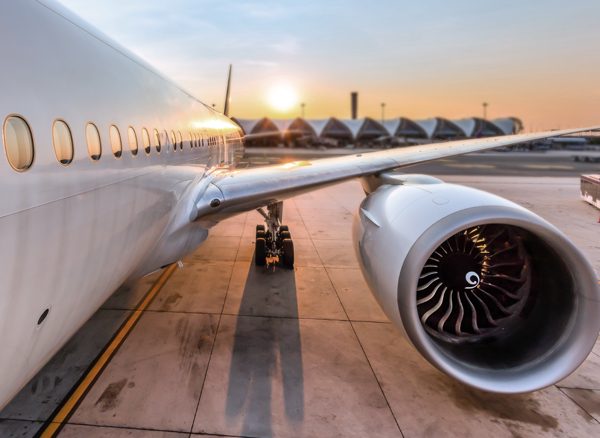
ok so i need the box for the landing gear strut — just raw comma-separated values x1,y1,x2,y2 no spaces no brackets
255,202,294,269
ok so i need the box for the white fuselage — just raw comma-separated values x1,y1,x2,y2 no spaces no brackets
0,0,243,408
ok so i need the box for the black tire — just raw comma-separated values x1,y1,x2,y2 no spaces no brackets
279,225,289,232
256,230,266,240
282,238,294,269
255,238,267,266
280,231,291,241
256,224,265,233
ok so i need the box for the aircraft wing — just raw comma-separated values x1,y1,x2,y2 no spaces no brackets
196,126,598,218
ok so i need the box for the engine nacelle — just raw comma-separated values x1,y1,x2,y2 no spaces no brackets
354,173,600,393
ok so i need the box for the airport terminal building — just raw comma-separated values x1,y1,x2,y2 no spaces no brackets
233,116,523,147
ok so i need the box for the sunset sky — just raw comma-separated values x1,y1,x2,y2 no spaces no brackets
59,0,600,130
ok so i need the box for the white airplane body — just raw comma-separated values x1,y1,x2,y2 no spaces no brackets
0,0,599,410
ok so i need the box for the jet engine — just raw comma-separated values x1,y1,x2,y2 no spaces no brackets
354,173,600,393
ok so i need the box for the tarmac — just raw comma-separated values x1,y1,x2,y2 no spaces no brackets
242,149,600,177
1,174,599,437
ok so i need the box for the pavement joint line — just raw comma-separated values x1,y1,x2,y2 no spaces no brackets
556,387,600,425
62,420,194,435
295,202,406,438
87,306,394,324
64,420,255,437
38,262,179,438
189,213,247,435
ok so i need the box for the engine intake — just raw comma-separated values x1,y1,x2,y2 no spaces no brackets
417,224,532,343
354,174,600,393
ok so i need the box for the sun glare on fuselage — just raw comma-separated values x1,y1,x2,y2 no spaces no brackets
267,83,298,112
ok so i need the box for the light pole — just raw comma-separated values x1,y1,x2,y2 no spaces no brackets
301,102,306,118
381,102,386,123
482,102,489,120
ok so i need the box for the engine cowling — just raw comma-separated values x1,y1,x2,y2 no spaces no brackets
354,173,600,394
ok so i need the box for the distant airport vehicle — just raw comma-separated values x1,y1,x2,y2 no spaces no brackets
0,0,599,409
581,175,600,209
573,152,600,163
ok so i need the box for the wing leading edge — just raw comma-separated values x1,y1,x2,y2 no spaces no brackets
196,126,599,219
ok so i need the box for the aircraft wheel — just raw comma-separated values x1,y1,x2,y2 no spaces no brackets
256,224,265,233
256,230,266,240
280,230,291,241
279,225,289,232
255,238,267,266
282,238,294,269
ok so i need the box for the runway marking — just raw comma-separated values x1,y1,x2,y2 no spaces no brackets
523,164,574,170
445,164,496,169
39,263,179,438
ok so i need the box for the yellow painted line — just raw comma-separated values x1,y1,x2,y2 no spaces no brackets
40,263,179,437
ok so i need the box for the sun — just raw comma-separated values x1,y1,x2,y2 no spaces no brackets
267,83,299,112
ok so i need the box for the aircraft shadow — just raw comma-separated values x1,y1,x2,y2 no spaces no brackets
225,262,304,437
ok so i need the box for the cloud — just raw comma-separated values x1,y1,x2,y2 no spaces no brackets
268,37,300,55
235,2,289,19
241,60,280,68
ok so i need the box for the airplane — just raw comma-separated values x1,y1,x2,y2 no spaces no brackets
0,0,599,410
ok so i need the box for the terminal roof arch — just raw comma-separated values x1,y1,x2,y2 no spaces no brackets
453,118,477,137
305,119,331,137
432,118,464,139
232,118,260,135
357,118,388,140
414,118,438,138
472,118,505,137
250,117,280,135
321,117,353,140
340,119,365,140
270,119,295,133
395,118,428,138
288,118,317,137
492,118,523,135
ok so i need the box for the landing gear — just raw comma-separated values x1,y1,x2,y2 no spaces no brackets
255,236,267,266
254,202,295,269
281,238,294,269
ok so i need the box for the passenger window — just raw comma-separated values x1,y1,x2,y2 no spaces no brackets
86,123,102,161
3,115,34,171
154,129,161,153
163,130,170,152
142,128,151,154
52,120,74,165
109,125,122,158
170,130,176,151
128,127,138,156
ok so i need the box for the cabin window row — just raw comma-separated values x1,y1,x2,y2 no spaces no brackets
2,115,227,171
